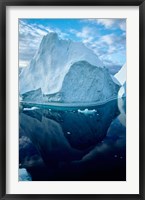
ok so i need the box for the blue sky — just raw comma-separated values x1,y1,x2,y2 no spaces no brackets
19,18,126,74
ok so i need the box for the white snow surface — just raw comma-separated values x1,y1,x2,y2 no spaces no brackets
114,63,126,85
19,32,119,103
20,32,104,95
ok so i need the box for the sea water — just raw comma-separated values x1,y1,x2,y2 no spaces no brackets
19,98,126,181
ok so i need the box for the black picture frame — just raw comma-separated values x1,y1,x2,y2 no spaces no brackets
0,0,145,199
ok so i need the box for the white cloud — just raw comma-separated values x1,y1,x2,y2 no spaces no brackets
89,34,115,57
82,36,94,44
92,33,125,54
34,28,48,35
119,21,126,31
69,26,95,44
108,46,116,54
82,19,126,31
76,27,91,38
100,34,114,45
96,19,115,28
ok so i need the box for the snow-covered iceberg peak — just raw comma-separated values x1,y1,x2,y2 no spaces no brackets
19,32,104,95
20,32,120,103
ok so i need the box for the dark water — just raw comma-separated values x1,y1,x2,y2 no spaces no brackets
19,98,126,181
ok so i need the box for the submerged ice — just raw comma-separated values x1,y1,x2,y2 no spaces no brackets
19,32,120,103
19,98,119,167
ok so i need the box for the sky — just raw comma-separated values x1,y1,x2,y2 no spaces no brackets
19,18,126,74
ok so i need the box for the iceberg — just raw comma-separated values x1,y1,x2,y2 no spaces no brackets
20,113,85,166
114,63,126,86
20,32,119,103
78,108,97,115
19,168,32,181
19,98,118,165
114,63,126,97
23,107,39,111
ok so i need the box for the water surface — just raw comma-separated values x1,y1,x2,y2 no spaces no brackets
19,98,126,181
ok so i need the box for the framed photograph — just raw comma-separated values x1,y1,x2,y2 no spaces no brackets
0,0,145,199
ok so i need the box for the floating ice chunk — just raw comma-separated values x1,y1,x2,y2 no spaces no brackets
19,168,32,181
118,86,125,98
23,107,39,111
78,108,97,115
114,63,126,98
114,63,126,86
